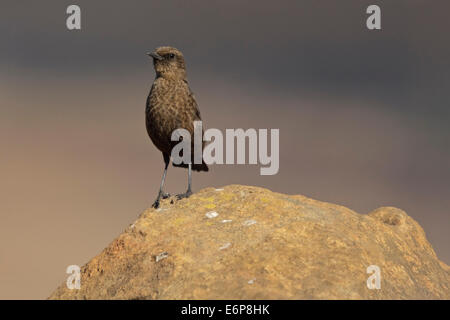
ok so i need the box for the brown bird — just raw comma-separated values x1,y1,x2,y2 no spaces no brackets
145,46,208,208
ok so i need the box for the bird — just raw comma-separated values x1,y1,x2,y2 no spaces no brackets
145,46,208,209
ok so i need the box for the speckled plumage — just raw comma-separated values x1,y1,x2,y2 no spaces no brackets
146,46,208,171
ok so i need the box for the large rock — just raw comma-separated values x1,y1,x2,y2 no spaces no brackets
49,185,449,299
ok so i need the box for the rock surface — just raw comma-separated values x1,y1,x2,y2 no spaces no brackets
49,185,449,299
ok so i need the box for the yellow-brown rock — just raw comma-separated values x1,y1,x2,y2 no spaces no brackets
49,185,449,299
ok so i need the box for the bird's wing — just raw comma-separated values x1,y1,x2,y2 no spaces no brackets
187,86,202,121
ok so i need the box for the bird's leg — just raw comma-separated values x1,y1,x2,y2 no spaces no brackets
152,155,171,208
177,163,193,200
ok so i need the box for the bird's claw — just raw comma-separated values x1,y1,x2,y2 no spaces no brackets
152,191,171,209
161,192,171,199
152,199,160,209
176,190,192,200
153,189,190,207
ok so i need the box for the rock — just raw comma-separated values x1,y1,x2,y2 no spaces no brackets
49,185,449,299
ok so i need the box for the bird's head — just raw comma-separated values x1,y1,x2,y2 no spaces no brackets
147,46,186,80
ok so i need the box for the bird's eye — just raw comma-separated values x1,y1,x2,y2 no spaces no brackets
169,53,175,59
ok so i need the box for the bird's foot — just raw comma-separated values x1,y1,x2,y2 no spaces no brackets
152,199,160,209
152,191,171,209
176,190,192,200
161,192,171,199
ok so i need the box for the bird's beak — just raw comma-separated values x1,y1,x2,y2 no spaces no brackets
147,52,163,61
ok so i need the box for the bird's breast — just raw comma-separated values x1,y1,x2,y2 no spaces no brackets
145,79,196,153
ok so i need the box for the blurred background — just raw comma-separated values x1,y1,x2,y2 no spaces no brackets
1,1,449,299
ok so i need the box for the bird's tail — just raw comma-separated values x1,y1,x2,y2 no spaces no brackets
170,139,209,172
